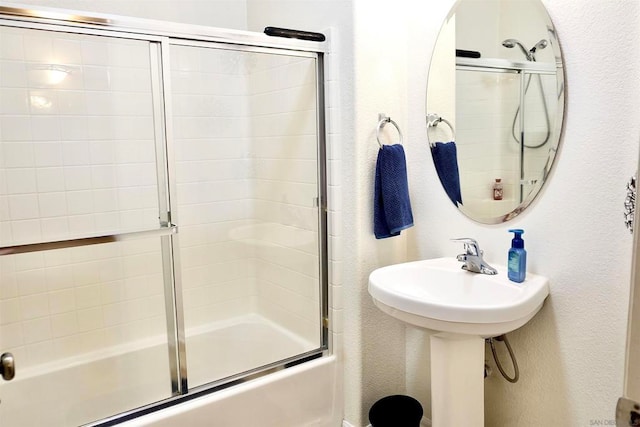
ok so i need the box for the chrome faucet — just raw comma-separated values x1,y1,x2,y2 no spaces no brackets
452,238,498,275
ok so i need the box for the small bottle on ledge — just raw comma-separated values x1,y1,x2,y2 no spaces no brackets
493,178,503,200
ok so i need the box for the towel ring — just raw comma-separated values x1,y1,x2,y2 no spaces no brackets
376,115,403,148
426,113,455,146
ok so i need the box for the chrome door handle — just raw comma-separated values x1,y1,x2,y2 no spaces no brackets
1,352,15,381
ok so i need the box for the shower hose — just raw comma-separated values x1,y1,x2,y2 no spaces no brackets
510,72,551,149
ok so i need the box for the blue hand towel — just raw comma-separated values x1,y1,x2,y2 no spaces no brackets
430,141,463,206
374,144,414,239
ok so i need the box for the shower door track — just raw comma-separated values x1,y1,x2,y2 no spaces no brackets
0,4,328,54
455,57,557,75
0,5,330,426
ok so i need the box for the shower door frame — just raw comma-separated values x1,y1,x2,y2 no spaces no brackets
0,6,330,426
456,58,557,204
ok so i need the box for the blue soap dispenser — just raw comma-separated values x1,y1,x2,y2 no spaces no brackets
507,229,527,283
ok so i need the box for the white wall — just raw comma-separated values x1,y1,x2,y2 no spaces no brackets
403,0,640,425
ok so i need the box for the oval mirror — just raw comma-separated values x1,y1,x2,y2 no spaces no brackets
426,0,565,223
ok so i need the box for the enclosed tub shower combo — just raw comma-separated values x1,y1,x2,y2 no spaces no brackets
0,5,333,426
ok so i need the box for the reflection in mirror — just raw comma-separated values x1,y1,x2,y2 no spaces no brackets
426,0,565,224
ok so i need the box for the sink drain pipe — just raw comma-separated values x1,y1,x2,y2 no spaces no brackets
486,334,519,383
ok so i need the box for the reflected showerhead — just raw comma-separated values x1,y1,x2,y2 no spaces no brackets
501,38,519,49
501,38,529,58
527,39,548,61
502,38,548,61
530,39,548,53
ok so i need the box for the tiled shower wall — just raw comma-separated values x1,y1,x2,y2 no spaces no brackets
1,28,324,370
0,29,159,245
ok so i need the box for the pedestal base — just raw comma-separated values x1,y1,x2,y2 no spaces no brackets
430,334,485,426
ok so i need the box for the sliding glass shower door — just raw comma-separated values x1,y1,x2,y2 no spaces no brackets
0,11,327,427
168,42,324,388
0,25,175,426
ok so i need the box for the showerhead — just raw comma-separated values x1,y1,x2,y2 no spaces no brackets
527,39,548,61
501,39,516,48
529,39,548,54
501,38,529,58
502,38,548,61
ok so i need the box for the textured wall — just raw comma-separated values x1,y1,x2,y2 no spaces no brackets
404,0,640,425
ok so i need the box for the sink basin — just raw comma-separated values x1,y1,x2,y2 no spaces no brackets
368,257,549,337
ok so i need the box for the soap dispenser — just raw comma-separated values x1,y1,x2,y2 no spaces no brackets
507,229,526,283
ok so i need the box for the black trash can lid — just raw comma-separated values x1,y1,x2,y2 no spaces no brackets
369,395,423,427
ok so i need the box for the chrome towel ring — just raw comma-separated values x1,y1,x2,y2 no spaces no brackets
376,113,403,147
427,112,456,146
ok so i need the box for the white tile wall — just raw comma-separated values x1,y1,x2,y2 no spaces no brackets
0,27,160,246
0,238,167,368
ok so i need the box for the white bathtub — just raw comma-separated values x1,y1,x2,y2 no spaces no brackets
123,355,341,427
0,315,340,427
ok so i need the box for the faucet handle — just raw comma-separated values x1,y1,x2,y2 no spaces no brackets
451,238,480,255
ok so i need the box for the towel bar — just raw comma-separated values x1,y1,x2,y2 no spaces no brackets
376,113,403,147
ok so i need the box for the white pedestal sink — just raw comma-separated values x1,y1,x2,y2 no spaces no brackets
368,257,549,426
